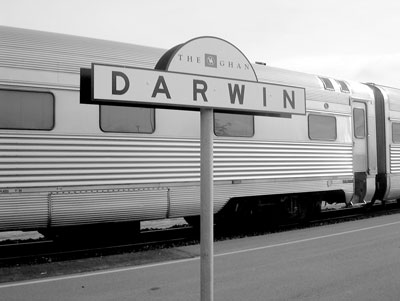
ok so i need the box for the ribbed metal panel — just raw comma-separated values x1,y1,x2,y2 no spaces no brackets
0,133,200,188
0,193,48,230
389,144,400,199
390,145,400,173
0,133,352,188
215,139,352,180
1,133,353,227
0,26,165,74
51,188,167,226
169,186,200,217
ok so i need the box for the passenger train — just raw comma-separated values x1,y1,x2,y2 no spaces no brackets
1,26,400,236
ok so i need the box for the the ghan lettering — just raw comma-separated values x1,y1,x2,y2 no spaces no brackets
176,53,251,71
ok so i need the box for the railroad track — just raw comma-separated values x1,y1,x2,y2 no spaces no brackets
1,201,400,267
0,226,195,267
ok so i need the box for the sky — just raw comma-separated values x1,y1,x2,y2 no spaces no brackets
1,0,399,87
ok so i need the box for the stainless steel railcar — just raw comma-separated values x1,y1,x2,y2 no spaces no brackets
0,26,398,234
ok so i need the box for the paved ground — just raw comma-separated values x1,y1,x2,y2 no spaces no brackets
1,214,400,300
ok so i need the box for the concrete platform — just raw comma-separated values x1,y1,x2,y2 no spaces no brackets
2,214,400,300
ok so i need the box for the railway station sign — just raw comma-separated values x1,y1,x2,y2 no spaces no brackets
81,37,305,116
80,36,306,301
90,64,305,115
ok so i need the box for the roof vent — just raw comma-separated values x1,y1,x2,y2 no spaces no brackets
318,77,335,91
336,80,350,93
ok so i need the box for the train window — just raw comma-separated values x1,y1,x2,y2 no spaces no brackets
100,105,155,133
336,80,350,93
214,112,254,137
308,114,337,141
318,77,335,91
392,123,400,143
0,89,54,130
353,108,366,138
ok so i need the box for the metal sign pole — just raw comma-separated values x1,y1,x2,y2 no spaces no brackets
200,108,214,301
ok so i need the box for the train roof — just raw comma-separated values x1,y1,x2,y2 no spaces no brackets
0,26,374,102
0,26,165,73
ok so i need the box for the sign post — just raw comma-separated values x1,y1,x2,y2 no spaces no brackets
81,36,306,301
200,108,214,300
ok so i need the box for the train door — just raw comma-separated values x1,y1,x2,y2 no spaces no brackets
352,101,368,203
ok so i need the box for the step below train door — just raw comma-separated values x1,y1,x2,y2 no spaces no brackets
351,100,370,204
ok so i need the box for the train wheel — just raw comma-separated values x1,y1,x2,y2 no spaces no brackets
281,195,321,221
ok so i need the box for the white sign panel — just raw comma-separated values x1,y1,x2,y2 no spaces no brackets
92,64,306,115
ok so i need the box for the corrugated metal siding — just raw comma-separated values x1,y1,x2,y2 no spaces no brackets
0,133,352,188
0,26,165,73
0,193,48,230
390,145,400,199
390,145,400,173
169,186,200,217
1,133,353,227
0,133,200,188
51,188,167,227
215,140,352,180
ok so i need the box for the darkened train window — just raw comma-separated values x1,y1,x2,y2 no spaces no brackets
353,108,366,138
214,112,254,137
392,123,400,143
100,105,155,133
318,77,335,91
0,89,54,130
308,114,337,141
